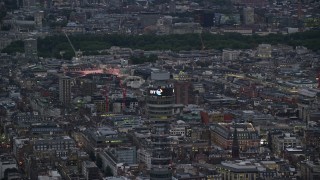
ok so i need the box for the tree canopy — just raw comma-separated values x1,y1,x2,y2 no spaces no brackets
2,31,320,60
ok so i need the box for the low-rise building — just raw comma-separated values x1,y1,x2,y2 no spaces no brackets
32,136,76,157
256,44,272,58
300,160,320,180
272,133,302,155
0,155,17,180
82,161,101,180
210,123,260,151
222,49,241,61
137,148,152,170
100,146,137,176
219,160,278,180
170,120,189,137
80,127,123,151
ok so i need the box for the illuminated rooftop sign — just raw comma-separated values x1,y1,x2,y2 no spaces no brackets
149,88,174,96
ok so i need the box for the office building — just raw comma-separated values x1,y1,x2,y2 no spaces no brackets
211,123,260,151
174,81,193,105
0,155,17,180
300,160,320,180
257,44,272,58
304,128,320,156
59,76,72,105
92,95,107,113
222,49,241,61
219,160,278,180
272,133,302,156
32,136,76,157
144,105,173,180
220,160,258,180
100,146,137,176
82,161,101,180
137,148,152,170
81,127,122,152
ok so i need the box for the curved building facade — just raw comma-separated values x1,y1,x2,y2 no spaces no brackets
150,119,172,180
147,87,175,119
146,73,174,179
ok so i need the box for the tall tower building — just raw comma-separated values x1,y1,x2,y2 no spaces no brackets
24,38,37,60
243,7,254,25
146,71,173,179
150,120,172,180
146,71,174,119
59,76,72,105
150,119,172,180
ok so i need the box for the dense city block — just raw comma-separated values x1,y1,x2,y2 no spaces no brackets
0,0,320,180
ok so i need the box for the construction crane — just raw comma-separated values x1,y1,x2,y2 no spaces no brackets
63,31,82,61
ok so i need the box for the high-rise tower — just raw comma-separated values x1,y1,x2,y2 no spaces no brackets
59,76,72,105
145,71,174,179
150,119,172,180
146,71,174,119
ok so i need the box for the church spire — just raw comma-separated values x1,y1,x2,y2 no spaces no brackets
232,122,240,159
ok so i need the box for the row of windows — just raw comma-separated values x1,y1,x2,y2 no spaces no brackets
34,145,75,150
147,101,173,104
149,111,172,115
148,107,173,110
35,140,74,146
170,132,185,135
35,142,74,145
150,172,172,179
148,96,174,100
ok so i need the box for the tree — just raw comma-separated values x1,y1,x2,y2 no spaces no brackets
147,54,158,63
1,40,24,54
104,165,113,177
3,31,320,58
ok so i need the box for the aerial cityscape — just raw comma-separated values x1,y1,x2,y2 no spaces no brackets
0,0,320,179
